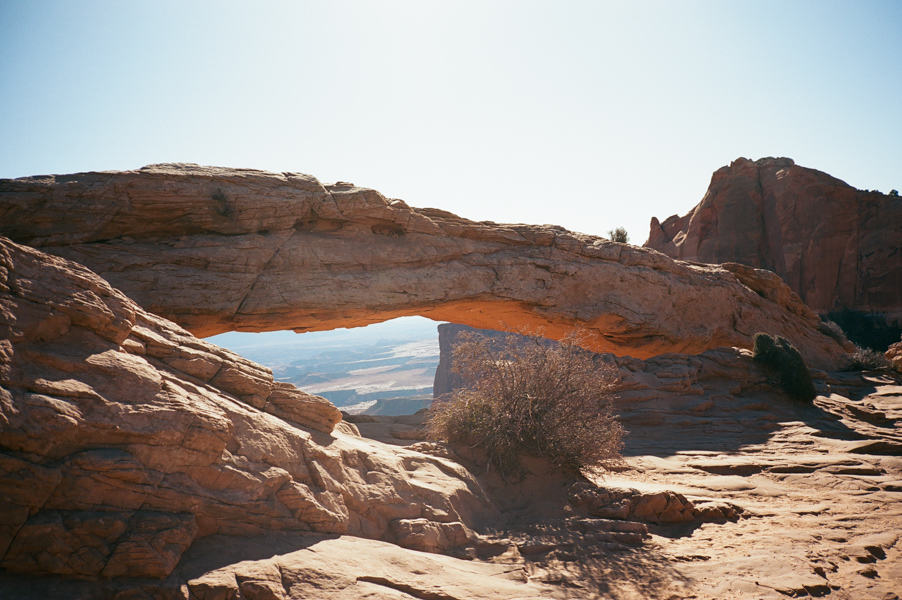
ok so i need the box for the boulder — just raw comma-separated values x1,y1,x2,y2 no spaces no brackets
568,482,742,525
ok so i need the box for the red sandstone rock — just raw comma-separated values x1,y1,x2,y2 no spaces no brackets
1,239,900,598
390,518,473,553
568,481,708,524
645,157,902,326
887,340,902,371
0,237,495,578
0,163,847,367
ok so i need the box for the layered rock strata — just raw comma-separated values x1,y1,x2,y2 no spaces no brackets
0,163,846,367
645,157,902,326
0,237,493,578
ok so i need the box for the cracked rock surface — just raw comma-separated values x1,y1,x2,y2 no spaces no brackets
1,234,901,598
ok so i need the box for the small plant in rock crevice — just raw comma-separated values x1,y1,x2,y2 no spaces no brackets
426,332,624,477
607,226,629,244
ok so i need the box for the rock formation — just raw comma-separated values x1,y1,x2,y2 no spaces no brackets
2,233,901,598
5,160,901,598
0,236,494,579
888,339,902,371
0,235,738,597
645,157,902,330
0,164,847,367
393,327,902,599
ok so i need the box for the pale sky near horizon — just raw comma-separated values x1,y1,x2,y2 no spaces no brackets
2,0,900,245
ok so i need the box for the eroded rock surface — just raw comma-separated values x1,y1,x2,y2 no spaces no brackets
0,534,570,600
645,157,902,326
0,163,846,367
603,365,902,599
419,335,902,599
0,237,494,578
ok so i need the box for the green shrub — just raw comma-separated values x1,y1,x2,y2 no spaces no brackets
752,333,816,402
426,332,623,476
846,346,890,371
607,226,629,243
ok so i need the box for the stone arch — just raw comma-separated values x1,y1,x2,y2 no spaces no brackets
0,164,846,367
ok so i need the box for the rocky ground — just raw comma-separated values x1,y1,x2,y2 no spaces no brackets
346,362,902,600
602,373,902,599
4,360,901,599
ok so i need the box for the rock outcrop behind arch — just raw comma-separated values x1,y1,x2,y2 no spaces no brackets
645,157,902,327
0,164,847,367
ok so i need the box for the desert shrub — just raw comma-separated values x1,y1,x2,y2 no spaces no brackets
607,226,629,243
846,346,891,371
426,332,623,476
752,333,816,402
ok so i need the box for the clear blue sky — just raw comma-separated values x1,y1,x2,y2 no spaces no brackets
2,0,900,244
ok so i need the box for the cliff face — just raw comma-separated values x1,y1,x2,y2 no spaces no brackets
0,164,847,367
433,323,514,398
645,157,902,328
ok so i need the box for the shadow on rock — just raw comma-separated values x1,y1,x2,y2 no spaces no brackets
616,349,875,457
480,518,693,599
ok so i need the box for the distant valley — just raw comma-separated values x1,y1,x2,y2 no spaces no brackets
206,317,441,415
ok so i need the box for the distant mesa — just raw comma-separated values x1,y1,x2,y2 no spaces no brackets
0,163,847,367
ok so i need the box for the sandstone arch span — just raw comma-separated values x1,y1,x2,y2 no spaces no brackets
0,164,847,367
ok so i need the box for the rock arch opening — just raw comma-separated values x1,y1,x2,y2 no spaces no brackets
207,316,443,416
